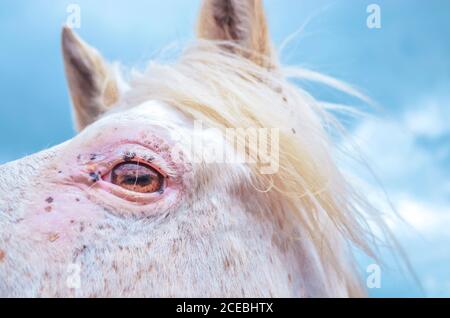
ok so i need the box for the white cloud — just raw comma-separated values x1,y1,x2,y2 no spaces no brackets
350,116,428,180
346,94,450,199
404,97,450,138
391,196,450,236
345,94,450,297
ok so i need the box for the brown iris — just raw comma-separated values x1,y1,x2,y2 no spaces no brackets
111,162,163,193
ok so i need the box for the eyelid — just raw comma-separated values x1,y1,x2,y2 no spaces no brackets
70,139,186,214
90,149,174,201
101,157,170,182
85,160,167,205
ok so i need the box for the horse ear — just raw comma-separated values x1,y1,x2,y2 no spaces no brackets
61,27,119,131
196,0,274,68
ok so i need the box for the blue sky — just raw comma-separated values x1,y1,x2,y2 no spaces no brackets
0,0,449,297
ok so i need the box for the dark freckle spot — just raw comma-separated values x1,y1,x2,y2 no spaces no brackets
288,274,292,283
77,154,81,160
79,222,85,232
73,245,87,260
123,152,136,162
0,249,5,262
75,198,80,202
58,170,62,174
48,233,60,242
70,220,75,224
45,197,54,204
89,172,100,182
45,206,52,213
291,128,296,134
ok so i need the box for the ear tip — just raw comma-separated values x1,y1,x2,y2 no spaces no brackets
62,25,72,38
61,26,80,49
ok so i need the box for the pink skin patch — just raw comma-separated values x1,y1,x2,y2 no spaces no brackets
20,195,100,246
17,117,192,245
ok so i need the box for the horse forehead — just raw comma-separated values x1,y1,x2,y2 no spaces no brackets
77,100,190,143
115,101,189,127
99,100,228,147
95,100,189,127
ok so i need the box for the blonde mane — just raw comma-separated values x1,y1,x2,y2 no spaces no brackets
118,41,393,296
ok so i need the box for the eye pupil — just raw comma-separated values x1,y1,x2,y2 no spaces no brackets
136,175,152,185
110,162,163,193
122,174,151,185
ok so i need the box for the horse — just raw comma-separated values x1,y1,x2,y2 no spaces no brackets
0,0,390,297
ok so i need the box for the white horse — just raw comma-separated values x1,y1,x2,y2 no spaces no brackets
0,0,391,297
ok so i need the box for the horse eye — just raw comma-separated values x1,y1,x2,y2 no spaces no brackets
110,162,163,193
